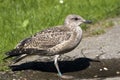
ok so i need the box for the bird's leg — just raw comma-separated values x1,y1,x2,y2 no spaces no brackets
54,55,74,79
54,55,62,77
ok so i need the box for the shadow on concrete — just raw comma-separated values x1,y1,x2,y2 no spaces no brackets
10,57,100,74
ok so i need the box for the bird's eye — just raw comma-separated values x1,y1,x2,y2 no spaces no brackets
71,17,79,21
74,17,79,20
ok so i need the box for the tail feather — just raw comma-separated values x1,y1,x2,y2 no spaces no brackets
12,54,27,63
3,48,47,60
3,56,12,60
6,49,21,56
3,49,22,60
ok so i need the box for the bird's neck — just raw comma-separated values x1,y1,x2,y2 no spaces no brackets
65,24,81,31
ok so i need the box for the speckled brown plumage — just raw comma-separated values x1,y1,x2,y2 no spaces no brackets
4,14,92,61
4,14,92,79
16,27,72,50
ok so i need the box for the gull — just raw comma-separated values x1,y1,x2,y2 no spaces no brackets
4,14,92,79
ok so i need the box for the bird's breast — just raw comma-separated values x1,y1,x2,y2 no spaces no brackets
68,27,82,50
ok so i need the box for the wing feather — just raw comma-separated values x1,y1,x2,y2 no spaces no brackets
4,26,72,59
17,26,72,50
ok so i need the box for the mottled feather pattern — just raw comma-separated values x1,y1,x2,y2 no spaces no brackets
3,14,92,78
16,26,72,50
4,14,88,62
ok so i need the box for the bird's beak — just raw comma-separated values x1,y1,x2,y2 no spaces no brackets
83,20,92,24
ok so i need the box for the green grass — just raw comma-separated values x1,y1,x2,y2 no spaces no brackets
0,0,120,70
92,29,105,35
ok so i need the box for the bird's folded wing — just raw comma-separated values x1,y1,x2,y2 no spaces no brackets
4,27,72,59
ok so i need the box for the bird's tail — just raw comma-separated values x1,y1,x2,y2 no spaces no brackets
3,48,47,60
3,48,22,60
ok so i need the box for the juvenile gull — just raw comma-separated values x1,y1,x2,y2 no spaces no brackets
4,14,92,78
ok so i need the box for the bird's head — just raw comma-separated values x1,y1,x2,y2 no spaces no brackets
64,14,92,26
